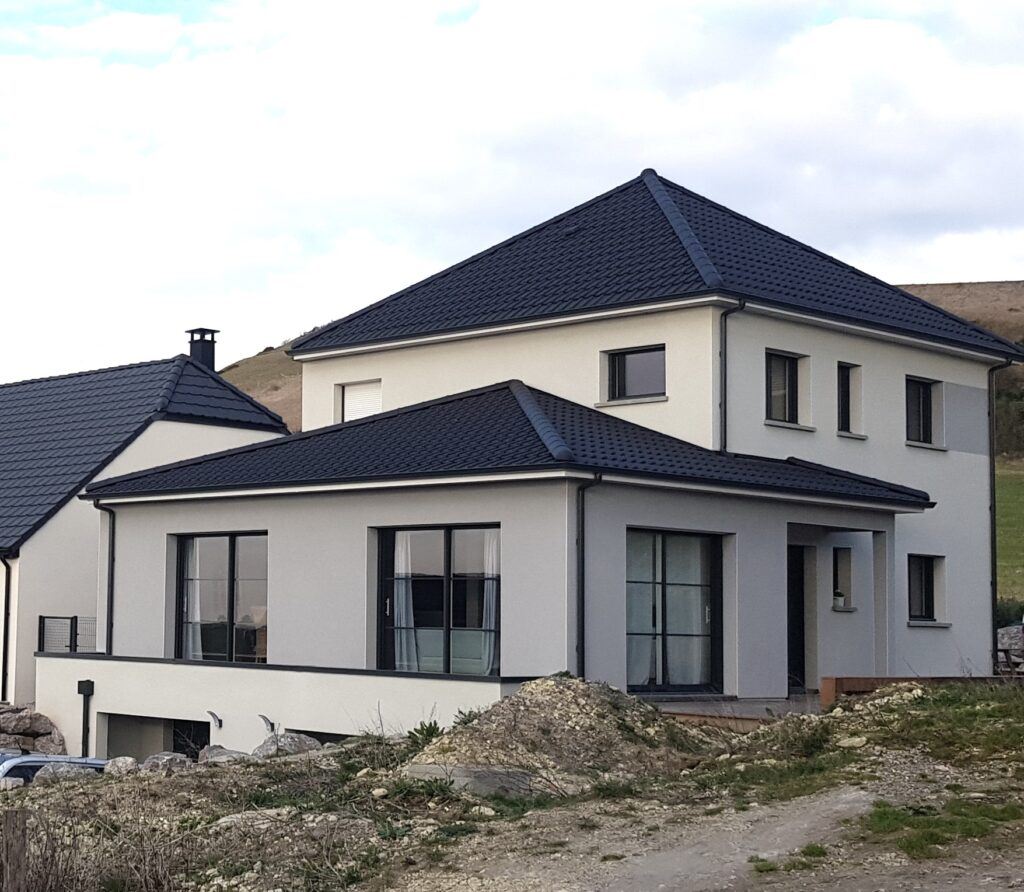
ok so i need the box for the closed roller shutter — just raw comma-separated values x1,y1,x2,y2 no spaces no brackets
340,380,382,422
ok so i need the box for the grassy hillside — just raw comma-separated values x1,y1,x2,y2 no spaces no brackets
220,344,301,432
998,460,1024,603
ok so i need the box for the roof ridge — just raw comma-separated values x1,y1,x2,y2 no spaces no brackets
290,173,649,353
641,169,723,289
85,380,523,494
155,355,188,413
0,356,176,391
172,356,287,429
508,381,575,461
656,174,1023,357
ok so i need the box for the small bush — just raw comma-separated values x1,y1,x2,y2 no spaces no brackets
407,719,442,753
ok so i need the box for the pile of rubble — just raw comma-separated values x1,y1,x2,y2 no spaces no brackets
408,675,731,794
0,704,65,754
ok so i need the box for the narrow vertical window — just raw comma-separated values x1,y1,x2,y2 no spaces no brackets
832,546,852,608
766,351,799,423
906,378,934,444
837,363,852,433
908,555,936,621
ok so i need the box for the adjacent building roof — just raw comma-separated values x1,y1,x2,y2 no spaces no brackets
0,356,287,554
86,381,931,510
291,170,1023,361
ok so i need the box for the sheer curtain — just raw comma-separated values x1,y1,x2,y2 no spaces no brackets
393,532,418,671
627,637,653,687
183,538,203,660
480,529,500,675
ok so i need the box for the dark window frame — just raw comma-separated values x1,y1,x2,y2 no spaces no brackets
377,524,501,677
625,528,723,694
906,377,935,444
832,546,852,604
837,362,856,433
765,351,800,424
607,345,666,401
908,554,937,621
175,531,268,663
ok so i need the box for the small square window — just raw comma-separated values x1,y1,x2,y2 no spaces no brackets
766,351,799,423
908,555,937,621
906,378,935,444
607,346,665,401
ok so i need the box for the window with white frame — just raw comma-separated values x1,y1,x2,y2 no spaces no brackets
334,380,382,423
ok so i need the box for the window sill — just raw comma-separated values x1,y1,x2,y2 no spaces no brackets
764,419,816,432
906,440,947,452
831,605,857,613
907,620,951,628
837,431,868,441
595,395,668,408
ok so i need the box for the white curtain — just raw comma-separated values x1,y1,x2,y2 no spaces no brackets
393,532,418,671
480,529,500,675
184,539,203,660
627,636,654,687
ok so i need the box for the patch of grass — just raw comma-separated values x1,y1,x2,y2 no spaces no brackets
452,708,483,727
406,719,442,753
997,463,1024,601
592,780,637,800
432,821,478,843
782,857,814,871
387,777,456,802
600,853,625,862
694,751,854,803
376,820,411,841
799,843,827,858
862,799,1024,859
748,855,778,873
867,683,1024,764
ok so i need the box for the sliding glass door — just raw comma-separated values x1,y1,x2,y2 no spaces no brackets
378,526,500,676
626,529,722,692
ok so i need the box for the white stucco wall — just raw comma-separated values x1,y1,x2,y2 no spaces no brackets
299,305,720,446
724,311,995,677
6,420,280,704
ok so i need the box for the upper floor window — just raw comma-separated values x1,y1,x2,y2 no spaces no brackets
607,346,665,401
765,351,799,424
335,380,382,424
178,533,268,663
906,377,936,444
379,526,500,677
836,363,861,434
908,554,939,621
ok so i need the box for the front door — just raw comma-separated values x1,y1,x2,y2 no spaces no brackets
626,529,722,692
787,545,806,691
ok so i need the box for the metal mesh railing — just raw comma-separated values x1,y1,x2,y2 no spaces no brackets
37,616,97,654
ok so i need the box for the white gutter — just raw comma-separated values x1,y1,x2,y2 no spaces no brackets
90,467,927,514
292,294,1012,364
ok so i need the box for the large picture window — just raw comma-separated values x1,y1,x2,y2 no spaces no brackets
178,534,268,663
379,526,499,676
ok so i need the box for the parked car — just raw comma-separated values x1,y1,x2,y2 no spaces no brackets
0,754,106,785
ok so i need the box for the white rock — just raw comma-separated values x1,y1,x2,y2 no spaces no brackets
34,762,100,784
470,805,496,817
251,732,322,759
141,751,193,774
371,787,389,799
104,756,139,776
836,736,868,749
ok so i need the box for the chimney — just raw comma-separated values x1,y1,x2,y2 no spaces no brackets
187,328,219,370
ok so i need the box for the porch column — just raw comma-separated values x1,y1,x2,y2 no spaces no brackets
871,527,894,675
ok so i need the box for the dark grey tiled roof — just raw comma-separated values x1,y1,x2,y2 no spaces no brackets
86,381,931,509
0,356,286,553
292,170,1022,360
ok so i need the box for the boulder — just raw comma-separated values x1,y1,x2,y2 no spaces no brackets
401,762,539,797
26,713,54,736
32,734,66,756
251,732,322,759
0,734,25,752
0,777,24,791
140,751,193,774
836,736,868,749
0,710,31,736
198,744,252,766
33,762,100,784
104,756,139,776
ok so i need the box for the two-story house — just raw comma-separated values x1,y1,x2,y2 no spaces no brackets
0,330,286,709
34,171,1022,759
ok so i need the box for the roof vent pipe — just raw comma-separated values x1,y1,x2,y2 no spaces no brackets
187,328,219,370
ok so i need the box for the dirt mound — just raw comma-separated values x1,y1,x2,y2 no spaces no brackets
411,675,731,792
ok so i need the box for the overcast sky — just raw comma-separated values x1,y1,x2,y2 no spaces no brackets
1,1,1022,380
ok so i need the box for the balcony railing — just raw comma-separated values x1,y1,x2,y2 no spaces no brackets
38,615,97,654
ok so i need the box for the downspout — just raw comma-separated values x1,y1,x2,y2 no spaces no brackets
97,505,117,656
1,553,12,702
718,299,746,453
576,474,602,678
988,358,1013,670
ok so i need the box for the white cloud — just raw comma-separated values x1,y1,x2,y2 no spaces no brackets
0,0,1021,380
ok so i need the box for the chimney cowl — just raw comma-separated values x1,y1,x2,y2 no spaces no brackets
187,328,219,370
